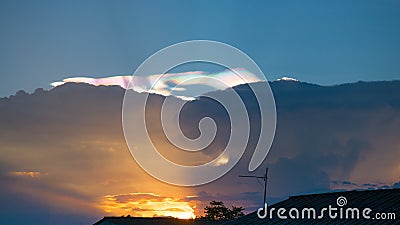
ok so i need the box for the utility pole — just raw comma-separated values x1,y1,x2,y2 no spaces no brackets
239,168,268,206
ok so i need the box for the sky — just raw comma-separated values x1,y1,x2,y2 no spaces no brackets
1,0,400,97
0,1,400,224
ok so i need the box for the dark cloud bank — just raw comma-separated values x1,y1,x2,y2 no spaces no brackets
0,80,400,224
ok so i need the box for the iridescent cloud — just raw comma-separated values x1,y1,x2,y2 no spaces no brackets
51,68,262,100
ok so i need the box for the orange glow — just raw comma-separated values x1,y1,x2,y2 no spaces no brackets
8,171,42,178
100,192,196,219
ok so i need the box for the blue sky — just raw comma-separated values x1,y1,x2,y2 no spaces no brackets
1,0,400,97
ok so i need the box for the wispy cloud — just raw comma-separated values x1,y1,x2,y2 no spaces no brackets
330,180,397,191
8,171,43,178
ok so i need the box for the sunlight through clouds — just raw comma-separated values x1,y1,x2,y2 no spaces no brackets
8,171,43,178
100,193,196,219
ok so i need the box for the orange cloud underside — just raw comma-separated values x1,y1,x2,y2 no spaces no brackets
100,193,196,219
8,171,42,178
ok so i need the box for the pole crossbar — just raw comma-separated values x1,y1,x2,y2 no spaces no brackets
239,168,268,205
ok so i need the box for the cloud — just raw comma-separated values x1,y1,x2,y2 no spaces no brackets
8,171,43,178
101,193,195,219
51,76,132,89
50,68,262,100
0,80,399,224
213,156,229,166
276,76,299,82
330,180,400,191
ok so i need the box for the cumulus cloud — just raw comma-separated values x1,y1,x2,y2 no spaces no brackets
0,80,399,224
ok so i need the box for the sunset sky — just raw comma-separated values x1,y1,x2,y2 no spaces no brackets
1,0,400,97
0,1,400,225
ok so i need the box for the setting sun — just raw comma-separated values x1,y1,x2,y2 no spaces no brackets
100,193,196,219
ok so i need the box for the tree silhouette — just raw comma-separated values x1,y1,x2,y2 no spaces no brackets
203,201,245,220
